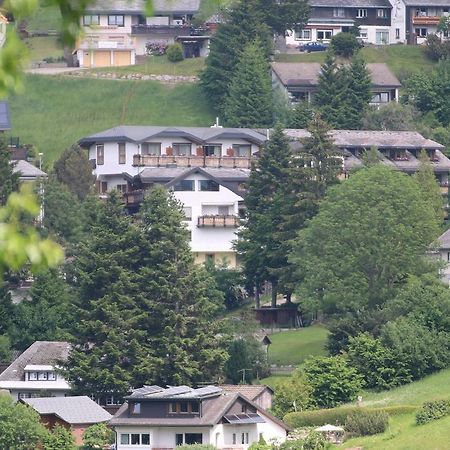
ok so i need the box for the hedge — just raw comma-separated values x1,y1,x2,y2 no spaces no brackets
416,400,450,425
284,405,417,428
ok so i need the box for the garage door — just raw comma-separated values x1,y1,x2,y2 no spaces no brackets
114,51,131,66
93,51,111,67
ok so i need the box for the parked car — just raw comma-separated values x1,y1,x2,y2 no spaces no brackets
298,41,329,52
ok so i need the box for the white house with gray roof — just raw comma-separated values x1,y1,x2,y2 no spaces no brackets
78,125,265,267
76,0,205,67
110,385,288,450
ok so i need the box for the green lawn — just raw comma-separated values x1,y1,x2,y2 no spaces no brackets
7,75,215,164
275,45,436,79
358,367,450,407
92,56,205,76
267,325,329,366
26,3,61,31
24,37,64,62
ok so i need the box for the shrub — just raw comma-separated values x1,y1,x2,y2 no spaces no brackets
278,434,330,450
424,34,450,61
344,410,389,436
416,400,450,425
284,406,417,428
82,423,115,449
330,33,360,57
302,356,363,408
176,445,216,450
42,424,76,450
146,41,167,55
167,43,184,62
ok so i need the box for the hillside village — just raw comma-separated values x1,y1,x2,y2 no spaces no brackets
2,0,450,449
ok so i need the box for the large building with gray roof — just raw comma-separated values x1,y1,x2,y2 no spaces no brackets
109,385,288,450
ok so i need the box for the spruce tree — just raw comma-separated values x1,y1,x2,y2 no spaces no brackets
223,41,274,128
0,137,20,206
287,101,315,128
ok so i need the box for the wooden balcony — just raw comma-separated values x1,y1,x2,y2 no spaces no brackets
197,215,240,228
133,154,253,169
412,16,441,25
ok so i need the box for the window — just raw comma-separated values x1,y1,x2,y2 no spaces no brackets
185,434,203,445
142,434,150,445
295,28,311,40
83,15,100,25
173,180,195,191
447,252,450,262
371,92,390,103
242,404,247,413
182,207,192,221
28,372,37,381
333,8,345,17
116,184,128,193
241,433,249,444
170,403,178,413
48,372,57,381
357,9,367,18
106,395,122,405
180,402,189,413
108,15,124,26
191,402,199,413
204,144,221,156
396,28,400,39
173,143,192,156
415,28,427,37
38,372,48,381
359,28,368,39
232,434,237,445
169,401,199,413
199,180,220,191
131,434,141,445
100,181,108,194
376,29,389,44
18,392,33,399
132,402,141,414
118,143,126,164
218,205,230,215
141,142,161,155
232,144,252,157
377,9,388,18
317,29,332,40
176,434,184,446
121,434,130,445
96,144,104,165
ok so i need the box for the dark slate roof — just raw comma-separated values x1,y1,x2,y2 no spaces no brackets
86,0,200,14
127,385,223,400
438,228,450,249
78,126,266,146
22,396,112,424
0,341,70,382
0,101,11,131
110,390,289,430
310,0,391,6
272,63,401,88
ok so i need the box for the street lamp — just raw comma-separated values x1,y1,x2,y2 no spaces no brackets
38,152,43,171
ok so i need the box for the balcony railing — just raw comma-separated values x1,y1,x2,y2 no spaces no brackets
133,154,253,169
123,190,144,206
412,16,441,25
197,215,239,228
131,24,190,35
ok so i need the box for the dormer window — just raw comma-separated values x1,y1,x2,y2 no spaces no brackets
169,401,200,414
28,372,37,381
132,402,141,414
38,372,48,381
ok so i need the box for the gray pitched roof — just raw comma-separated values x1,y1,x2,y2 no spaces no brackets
438,228,450,249
0,341,70,382
310,0,391,7
78,126,266,146
86,0,200,14
403,0,450,5
272,63,401,88
220,385,274,400
138,167,250,183
0,101,11,130
12,160,47,179
22,396,112,424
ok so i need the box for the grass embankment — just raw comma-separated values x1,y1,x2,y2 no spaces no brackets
340,367,450,449
275,45,435,78
24,37,64,62
26,3,61,31
7,75,215,164
267,325,329,366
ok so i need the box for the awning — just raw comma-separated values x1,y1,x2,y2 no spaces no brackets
223,413,265,424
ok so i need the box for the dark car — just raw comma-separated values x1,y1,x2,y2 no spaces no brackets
298,41,329,53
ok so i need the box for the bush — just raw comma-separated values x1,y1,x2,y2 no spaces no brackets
344,410,389,436
278,434,330,450
424,34,450,61
166,43,184,62
176,445,216,450
146,41,167,56
284,406,417,428
416,400,450,425
42,424,76,450
330,33,360,57
82,423,115,449
302,356,363,408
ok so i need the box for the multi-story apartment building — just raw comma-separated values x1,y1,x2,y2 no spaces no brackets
78,126,265,267
76,0,207,68
285,0,399,46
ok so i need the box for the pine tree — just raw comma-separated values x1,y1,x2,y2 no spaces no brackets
223,41,273,127
0,137,20,206
287,101,315,128
136,186,227,385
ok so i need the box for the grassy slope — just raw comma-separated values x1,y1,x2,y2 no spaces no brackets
267,325,329,366
275,45,435,78
24,37,64,62
26,3,61,31
8,75,215,163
